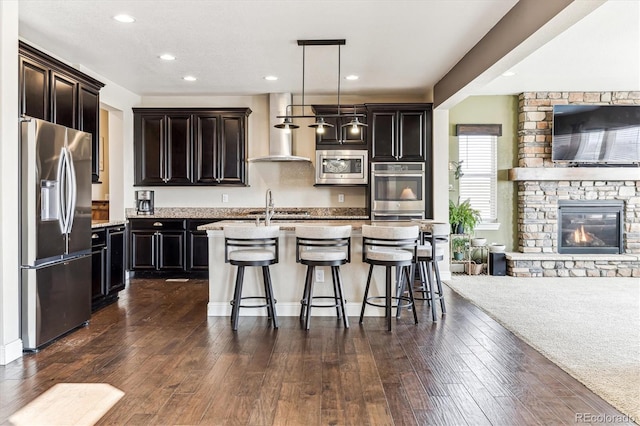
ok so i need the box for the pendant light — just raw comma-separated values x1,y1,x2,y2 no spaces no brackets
342,106,368,134
274,117,299,133
308,116,334,134
275,39,365,132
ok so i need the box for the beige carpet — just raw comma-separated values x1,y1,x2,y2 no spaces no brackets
9,383,124,426
445,275,640,422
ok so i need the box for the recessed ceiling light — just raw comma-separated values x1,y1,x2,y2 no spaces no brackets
264,75,278,81
345,75,359,81
113,14,135,23
502,71,516,77
183,75,197,82
159,54,176,61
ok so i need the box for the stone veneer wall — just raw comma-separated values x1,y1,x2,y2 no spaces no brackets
511,91,640,277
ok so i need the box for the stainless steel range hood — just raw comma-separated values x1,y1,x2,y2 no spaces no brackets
249,93,311,162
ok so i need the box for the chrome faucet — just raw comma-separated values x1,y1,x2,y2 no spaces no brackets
265,188,275,226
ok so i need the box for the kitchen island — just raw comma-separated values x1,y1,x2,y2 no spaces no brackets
199,220,450,318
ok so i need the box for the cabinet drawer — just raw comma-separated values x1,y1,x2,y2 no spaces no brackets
129,219,186,231
91,229,106,247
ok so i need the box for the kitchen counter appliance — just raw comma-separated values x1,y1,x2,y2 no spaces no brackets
371,162,425,221
135,190,154,215
20,117,92,351
315,150,368,185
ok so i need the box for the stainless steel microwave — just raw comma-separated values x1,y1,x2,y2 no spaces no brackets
315,150,368,185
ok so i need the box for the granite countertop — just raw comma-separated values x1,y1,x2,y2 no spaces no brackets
199,219,445,232
91,219,127,229
125,207,369,220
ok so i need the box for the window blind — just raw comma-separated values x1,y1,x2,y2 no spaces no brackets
458,134,497,222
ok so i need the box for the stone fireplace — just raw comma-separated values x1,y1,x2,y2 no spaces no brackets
506,91,639,277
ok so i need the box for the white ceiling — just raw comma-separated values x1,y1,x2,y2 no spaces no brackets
16,0,640,103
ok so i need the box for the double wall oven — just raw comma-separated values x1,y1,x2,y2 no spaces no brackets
371,162,425,221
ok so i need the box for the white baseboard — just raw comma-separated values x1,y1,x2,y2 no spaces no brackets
0,339,23,365
208,301,420,318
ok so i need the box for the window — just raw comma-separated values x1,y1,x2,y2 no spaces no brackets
455,124,501,227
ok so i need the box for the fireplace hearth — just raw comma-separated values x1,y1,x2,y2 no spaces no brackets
557,201,624,254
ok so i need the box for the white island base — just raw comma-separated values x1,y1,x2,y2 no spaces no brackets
204,221,451,318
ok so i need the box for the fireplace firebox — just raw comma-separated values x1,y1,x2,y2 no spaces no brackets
557,201,624,254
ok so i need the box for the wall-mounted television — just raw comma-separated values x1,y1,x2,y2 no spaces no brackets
552,105,640,165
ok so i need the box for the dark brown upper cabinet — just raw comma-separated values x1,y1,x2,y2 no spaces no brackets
19,41,104,182
311,105,367,148
133,108,251,186
134,112,192,185
367,103,432,162
194,112,248,185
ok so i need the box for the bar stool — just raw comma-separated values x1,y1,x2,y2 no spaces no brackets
413,222,449,321
359,224,419,331
223,225,280,331
295,225,351,330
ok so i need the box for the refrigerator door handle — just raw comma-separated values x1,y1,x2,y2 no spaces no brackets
65,147,77,234
56,147,67,234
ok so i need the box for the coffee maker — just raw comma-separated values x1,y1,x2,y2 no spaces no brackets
135,190,154,215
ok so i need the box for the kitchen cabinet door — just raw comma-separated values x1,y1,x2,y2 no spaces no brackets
218,115,245,184
91,229,107,306
397,110,427,161
134,115,165,185
194,114,219,183
165,115,192,184
106,226,126,294
370,111,396,161
157,231,186,270
50,71,77,129
78,85,100,182
130,231,157,269
187,219,213,271
19,56,49,121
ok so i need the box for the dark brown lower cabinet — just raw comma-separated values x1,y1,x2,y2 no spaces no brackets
91,225,127,312
128,218,215,276
188,219,217,271
128,219,187,275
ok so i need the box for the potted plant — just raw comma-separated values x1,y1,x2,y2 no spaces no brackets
451,236,468,261
449,199,481,235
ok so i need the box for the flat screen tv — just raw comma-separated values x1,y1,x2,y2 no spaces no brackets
552,105,640,165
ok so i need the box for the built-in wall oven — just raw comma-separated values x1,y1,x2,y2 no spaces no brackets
315,150,368,185
371,162,425,221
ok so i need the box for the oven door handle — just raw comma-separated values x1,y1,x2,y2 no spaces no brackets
373,212,424,217
372,173,424,177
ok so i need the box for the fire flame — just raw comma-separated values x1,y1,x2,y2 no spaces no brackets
573,225,589,243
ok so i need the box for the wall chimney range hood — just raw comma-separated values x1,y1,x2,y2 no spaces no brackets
249,93,311,162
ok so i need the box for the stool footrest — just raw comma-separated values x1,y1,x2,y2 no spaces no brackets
231,296,277,309
364,295,413,310
303,295,344,309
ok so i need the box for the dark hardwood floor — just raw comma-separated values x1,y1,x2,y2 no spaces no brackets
0,278,633,425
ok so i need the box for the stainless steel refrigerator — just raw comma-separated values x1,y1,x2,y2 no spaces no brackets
20,117,92,351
